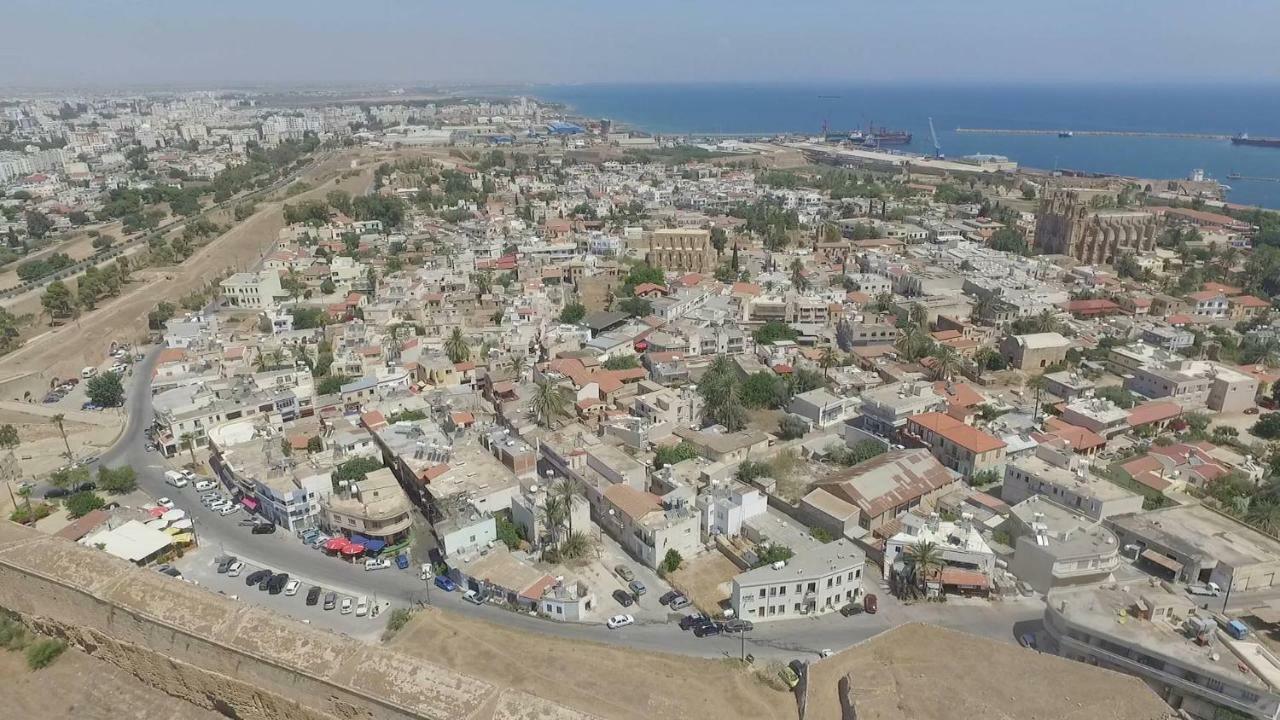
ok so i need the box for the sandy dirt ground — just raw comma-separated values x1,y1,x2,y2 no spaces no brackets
0,151,371,401
0,404,122,480
803,624,1172,720
389,606,797,720
0,646,225,720
667,553,740,614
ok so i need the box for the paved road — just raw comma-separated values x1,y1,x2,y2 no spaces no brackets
98,347,1042,660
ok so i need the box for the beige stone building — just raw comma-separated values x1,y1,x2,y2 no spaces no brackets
646,228,716,273
322,467,413,544
1035,190,1159,264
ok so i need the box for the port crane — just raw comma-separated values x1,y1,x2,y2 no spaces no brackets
928,117,943,159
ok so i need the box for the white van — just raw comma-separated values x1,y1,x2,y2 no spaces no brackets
81,366,98,379
164,470,189,488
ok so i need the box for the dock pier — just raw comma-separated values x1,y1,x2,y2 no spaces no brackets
955,128,1234,141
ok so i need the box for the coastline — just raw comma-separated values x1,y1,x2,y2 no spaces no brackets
527,83,1280,209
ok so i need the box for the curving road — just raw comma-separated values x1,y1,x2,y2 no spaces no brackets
99,348,1042,660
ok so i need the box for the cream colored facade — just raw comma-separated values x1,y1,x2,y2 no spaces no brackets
646,228,716,273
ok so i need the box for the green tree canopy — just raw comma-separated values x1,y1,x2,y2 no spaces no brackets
86,371,125,407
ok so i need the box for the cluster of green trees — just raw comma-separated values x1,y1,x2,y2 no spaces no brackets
727,199,798,250
16,252,74,282
653,441,698,469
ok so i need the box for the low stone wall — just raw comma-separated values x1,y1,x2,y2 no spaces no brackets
0,521,593,720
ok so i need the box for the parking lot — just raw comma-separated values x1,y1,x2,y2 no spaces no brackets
175,544,397,641
548,532,678,622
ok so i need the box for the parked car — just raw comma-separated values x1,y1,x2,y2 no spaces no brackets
227,561,244,577
628,580,647,596
284,579,301,596
434,575,457,593
268,573,290,595
679,613,711,631
614,565,635,582
462,590,484,605
306,586,322,606
164,471,188,488
693,622,721,638
251,523,276,535
612,589,634,607
245,569,270,586
219,504,241,516
669,595,691,610
256,572,275,591
74,482,96,493
863,593,878,614
340,597,353,614
194,480,217,492
1019,633,1038,649
323,591,338,610
214,555,237,573
355,596,369,617
395,553,410,569
156,565,182,579
364,558,392,571
44,487,70,499
156,497,175,509
722,618,754,633
606,614,635,630
659,590,680,605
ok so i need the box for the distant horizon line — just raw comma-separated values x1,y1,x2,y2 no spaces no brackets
2,78,1279,95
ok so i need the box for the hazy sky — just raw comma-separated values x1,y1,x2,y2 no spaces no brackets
2,0,1278,88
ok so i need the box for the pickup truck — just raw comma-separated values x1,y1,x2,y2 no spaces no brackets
1187,583,1221,597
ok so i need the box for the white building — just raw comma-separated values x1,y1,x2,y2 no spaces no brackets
883,511,996,579
695,481,767,539
730,540,866,622
220,270,287,311
1001,442,1145,521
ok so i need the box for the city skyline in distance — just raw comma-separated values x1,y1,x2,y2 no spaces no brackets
2,0,1279,89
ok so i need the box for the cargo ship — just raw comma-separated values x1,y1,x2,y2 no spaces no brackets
861,124,912,146
1231,133,1280,149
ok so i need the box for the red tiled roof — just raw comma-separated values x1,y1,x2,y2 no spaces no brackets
361,410,387,430
1126,401,1182,427
907,412,1006,454
1231,294,1270,308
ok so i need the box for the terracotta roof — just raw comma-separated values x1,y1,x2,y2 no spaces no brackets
156,347,187,364
1201,281,1243,294
731,282,762,296
1231,294,1270,308
1041,417,1106,451
1186,290,1223,302
939,567,989,588
1126,401,1182,427
54,509,110,541
450,411,475,426
907,412,1006,454
932,382,985,409
360,410,388,430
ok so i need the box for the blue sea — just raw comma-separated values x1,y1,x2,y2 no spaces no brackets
533,83,1280,210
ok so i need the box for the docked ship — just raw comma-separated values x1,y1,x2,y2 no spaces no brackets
1231,133,1280,149
861,124,912,146
1058,131,1074,138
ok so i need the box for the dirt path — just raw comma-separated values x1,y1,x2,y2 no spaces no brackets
0,152,371,400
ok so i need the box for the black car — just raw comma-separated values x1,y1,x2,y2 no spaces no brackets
306,586,322,606
839,603,863,617
257,572,275,591
679,613,711,631
251,523,276,535
43,487,70,499
245,569,270,586
267,573,290,594
693,622,722,638
612,589,634,607
659,590,680,606
74,481,96,493
722,618,754,633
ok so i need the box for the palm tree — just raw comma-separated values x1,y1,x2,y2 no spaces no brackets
895,328,934,362
508,352,529,380
789,258,808,291
538,496,567,559
1033,309,1063,335
51,413,72,460
972,348,1001,380
905,539,943,598
873,291,895,315
472,271,493,298
908,303,929,332
930,345,961,381
819,346,840,379
256,348,285,372
550,477,578,537
0,424,21,489
180,432,197,468
1026,374,1047,422
444,327,470,364
971,295,995,324
531,379,571,428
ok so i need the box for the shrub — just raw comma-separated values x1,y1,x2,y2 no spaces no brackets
661,549,683,575
0,616,30,650
25,638,66,670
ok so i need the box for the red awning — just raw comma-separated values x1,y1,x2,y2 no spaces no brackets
324,537,350,552
340,543,365,556
240,497,259,511
148,507,166,518
939,567,990,589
